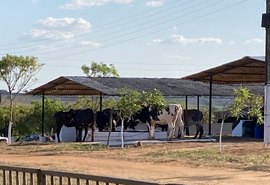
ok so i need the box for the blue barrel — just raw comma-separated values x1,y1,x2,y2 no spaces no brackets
254,124,264,138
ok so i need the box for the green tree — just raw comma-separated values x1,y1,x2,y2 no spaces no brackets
0,106,10,129
117,89,141,119
115,88,166,147
0,54,42,125
116,88,142,148
81,62,119,77
140,89,166,110
230,88,263,123
219,87,263,151
69,96,98,110
25,98,67,135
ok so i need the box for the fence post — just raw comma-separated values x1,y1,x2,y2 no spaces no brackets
37,169,45,185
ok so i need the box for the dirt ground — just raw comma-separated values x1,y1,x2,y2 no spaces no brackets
1,136,270,185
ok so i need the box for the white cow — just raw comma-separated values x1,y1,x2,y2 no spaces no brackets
148,104,184,139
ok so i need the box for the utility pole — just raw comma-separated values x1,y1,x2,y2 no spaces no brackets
262,0,270,143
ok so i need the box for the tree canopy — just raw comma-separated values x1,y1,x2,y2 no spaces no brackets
0,54,43,123
230,87,263,124
81,62,119,77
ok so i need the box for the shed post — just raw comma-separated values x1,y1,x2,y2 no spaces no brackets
185,96,190,136
208,75,213,136
99,92,102,111
185,96,188,109
41,92,45,136
197,95,200,110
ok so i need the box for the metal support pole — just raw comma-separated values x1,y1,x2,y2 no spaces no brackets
185,95,190,136
263,0,270,143
197,96,200,110
185,96,188,109
208,75,213,136
41,92,45,136
99,92,102,111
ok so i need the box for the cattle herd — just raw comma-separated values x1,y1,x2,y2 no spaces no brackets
53,104,204,142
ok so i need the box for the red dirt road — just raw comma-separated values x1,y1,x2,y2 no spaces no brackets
1,152,270,185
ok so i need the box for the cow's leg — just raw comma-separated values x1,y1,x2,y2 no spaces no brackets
82,127,88,142
56,125,62,143
79,128,83,142
147,122,155,139
75,127,80,142
194,123,200,139
198,124,204,139
175,119,184,139
193,122,204,139
185,126,190,136
167,123,174,140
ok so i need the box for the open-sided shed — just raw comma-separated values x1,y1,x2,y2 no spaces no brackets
181,56,265,83
181,56,265,136
27,57,266,138
27,76,243,137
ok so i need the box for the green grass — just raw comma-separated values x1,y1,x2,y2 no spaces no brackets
144,147,270,171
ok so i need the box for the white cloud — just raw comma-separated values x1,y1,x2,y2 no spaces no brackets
171,34,222,45
61,0,133,9
28,17,91,40
146,0,165,7
80,41,101,47
147,38,164,45
152,39,163,43
244,38,264,44
30,29,74,40
36,17,91,32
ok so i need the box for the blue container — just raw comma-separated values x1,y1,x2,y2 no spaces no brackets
254,124,264,138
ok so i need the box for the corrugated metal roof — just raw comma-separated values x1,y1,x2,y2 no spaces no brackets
27,76,246,96
181,56,265,83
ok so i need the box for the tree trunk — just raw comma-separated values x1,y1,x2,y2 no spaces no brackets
107,109,113,146
8,92,13,145
219,119,225,152
121,118,124,148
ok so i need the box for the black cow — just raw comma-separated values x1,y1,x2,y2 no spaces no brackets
182,109,204,139
73,108,95,142
54,109,75,142
0,124,8,137
96,108,121,132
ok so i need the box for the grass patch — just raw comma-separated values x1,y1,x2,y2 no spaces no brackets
0,142,107,155
144,147,270,170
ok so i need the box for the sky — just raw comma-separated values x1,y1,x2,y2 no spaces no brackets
0,0,266,91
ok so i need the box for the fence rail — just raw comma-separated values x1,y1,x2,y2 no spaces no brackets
0,165,161,185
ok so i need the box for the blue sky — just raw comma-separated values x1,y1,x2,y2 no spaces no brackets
0,0,266,90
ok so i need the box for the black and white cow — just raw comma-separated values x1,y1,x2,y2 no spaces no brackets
125,105,152,131
126,105,204,139
127,104,184,140
182,109,204,139
149,104,184,139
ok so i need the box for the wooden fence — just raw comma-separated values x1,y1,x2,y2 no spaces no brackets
0,165,162,185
